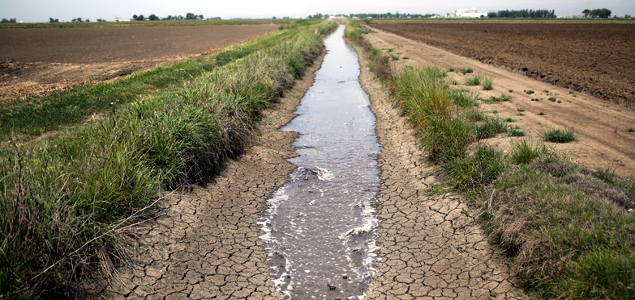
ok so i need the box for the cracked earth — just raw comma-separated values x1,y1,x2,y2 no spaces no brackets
106,37,529,299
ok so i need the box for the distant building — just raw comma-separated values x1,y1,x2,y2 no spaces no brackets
447,8,486,18
116,18,131,22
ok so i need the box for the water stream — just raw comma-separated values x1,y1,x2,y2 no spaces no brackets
260,25,381,299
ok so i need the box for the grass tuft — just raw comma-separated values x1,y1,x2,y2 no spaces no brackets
481,76,494,90
464,74,482,86
542,127,576,143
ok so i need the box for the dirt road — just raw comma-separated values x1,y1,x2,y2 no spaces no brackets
364,28,635,176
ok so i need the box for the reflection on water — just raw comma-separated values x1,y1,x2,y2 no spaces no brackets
260,25,381,299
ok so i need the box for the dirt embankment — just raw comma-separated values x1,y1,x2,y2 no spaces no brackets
0,24,277,103
362,27,635,176
368,22,635,108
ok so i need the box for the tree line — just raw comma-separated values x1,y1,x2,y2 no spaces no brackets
0,18,17,23
488,9,556,18
133,13,206,21
582,8,612,18
349,12,438,19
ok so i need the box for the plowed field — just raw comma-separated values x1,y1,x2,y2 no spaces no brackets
0,24,277,102
368,22,635,107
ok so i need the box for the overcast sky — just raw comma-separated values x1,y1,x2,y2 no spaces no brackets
1,0,633,22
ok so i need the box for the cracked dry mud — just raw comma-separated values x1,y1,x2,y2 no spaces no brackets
355,45,527,300
107,38,528,299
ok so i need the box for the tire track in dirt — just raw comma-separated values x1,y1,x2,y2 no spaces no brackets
105,53,325,300
354,43,528,299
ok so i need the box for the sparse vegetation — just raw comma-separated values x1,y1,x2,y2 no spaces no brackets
481,76,494,90
542,127,577,143
524,90,535,95
350,21,635,300
0,20,337,298
464,75,482,86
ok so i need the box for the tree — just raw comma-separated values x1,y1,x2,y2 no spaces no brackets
0,18,17,23
49,17,59,23
185,12,197,20
148,14,159,20
132,14,144,21
582,9,590,17
487,12,497,18
97,18,106,22
198,14,204,20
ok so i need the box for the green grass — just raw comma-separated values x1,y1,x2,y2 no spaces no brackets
464,74,482,86
451,89,479,107
0,20,338,298
1,24,325,142
475,117,508,139
627,127,635,132
355,21,635,299
542,127,577,143
481,76,494,90
508,127,526,137
483,93,511,103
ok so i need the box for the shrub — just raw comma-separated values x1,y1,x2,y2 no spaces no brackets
542,127,576,143
525,90,535,95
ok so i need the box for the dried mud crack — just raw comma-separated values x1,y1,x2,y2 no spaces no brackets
105,54,324,300
356,45,528,299
107,38,529,299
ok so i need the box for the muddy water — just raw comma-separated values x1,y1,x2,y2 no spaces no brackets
260,25,381,299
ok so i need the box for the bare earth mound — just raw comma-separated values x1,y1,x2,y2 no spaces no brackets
369,22,635,107
0,24,277,102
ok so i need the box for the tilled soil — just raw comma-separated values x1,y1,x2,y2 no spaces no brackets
363,27,635,176
0,24,277,102
368,22,635,107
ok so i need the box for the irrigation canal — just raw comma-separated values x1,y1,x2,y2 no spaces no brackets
260,25,382,299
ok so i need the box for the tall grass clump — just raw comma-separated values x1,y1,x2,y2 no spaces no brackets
542,127,577,143
448,146,507,191
0,20,337,298
464,74,482,86
390,66,450,127
481,76,494,90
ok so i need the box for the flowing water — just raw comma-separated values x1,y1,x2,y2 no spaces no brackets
260,25,381,299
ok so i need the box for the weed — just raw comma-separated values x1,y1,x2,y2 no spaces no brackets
464,109,486,122
464,75,482,86
481,76,494,90
509,139,550,164
448,68,455,72
475,117,508,139
557,100,562,103
508,127,526,137
460,68,474,75
402,56,409,59
569,90,574,94
492,110,499,114
450,89,478,107
516,107,525,112
504,117,515,122
524,90,535,95
538,112,545,115
549,97,557,102
627,127,635,132
509,89,513,93
542,127,576,143
426,184,448,195
422,116,473,163
448,146,507,191
485,94,511,103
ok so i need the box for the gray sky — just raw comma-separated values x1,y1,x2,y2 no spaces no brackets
1,0,633,22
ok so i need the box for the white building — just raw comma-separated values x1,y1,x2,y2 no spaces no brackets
449,8,486,18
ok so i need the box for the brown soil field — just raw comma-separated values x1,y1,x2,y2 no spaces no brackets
368,22,635,108
0,24,278,102
362,27,635,176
